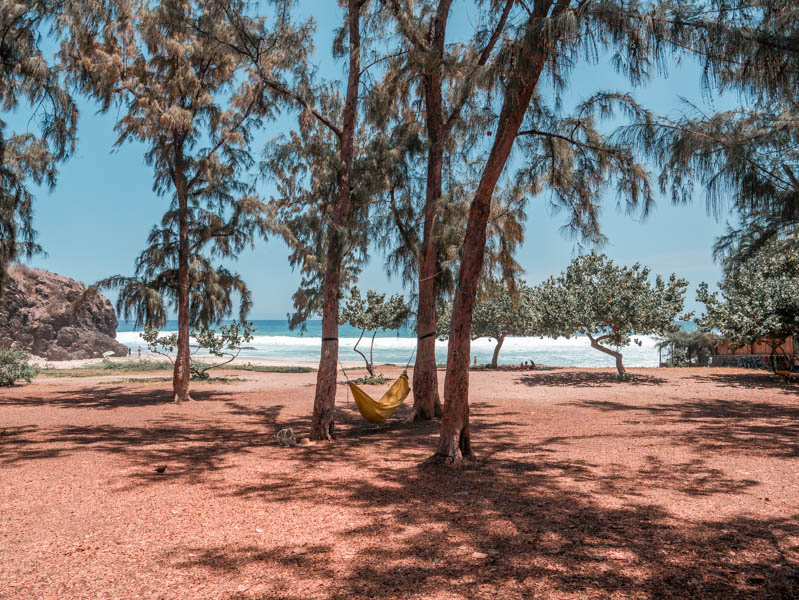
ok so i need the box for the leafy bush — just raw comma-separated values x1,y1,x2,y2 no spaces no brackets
339,287,411,377
354,374,387,385
100,359,175,371
0,347,38,386
141,321,256,381
218,364,315,373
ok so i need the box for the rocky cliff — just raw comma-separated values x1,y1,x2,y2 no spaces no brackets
0,266,129,361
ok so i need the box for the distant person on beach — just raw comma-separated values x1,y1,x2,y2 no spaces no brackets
137,346,141,359
529,360,535,370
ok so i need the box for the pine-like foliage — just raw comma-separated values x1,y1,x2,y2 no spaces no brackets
266,87,378,329
372,0,523,297
0,1,77,294
617,1,799,261
65,0,278,401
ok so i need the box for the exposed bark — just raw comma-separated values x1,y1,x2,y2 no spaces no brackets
412,188,443,418
351,328,373,377
410,0,451,422
173,136,193,403
369,330,377,376
410,0,512,421
432,4,559,463
310,0,363,440
490,336,505,369
586,332,626,377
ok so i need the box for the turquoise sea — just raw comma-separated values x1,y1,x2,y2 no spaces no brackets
117,319,670,368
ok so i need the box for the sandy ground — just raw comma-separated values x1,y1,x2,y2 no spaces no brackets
1,366,797,599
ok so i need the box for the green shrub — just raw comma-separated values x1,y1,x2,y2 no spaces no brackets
218,364,316,373
0,347,38,386
101,359,174,371
354,373,387,385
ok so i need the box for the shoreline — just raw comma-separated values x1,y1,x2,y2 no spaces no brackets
29,354,671,373
30,354,363,370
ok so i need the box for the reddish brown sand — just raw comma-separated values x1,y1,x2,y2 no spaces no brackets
1,366,797,599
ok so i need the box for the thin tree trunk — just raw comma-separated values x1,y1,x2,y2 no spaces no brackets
430,10,556,464
412,165,443,419
410,0,451,422
490,336,505,369
586,333,626,377
310,0,363,440
402,0,512,422
369,329,377,377
173,140,192,403
352,328,371,376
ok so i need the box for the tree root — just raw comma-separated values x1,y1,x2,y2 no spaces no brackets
423,448,476,467
309,422,335,441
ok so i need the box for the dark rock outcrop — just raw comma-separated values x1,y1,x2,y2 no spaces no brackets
0,266,129,360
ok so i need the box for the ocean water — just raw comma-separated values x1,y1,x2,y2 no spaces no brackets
116,320,665,368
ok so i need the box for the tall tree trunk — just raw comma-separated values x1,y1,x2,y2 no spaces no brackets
173,141,192,403
405,0,512,421
410,0,451,422
430,15,555,463
587,333,626,377
412,147,444,419
310,0,363,440
490,336,505,369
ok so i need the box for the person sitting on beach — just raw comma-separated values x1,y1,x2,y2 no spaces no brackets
529,360,535,370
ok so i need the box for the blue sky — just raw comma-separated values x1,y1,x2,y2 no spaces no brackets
14,2,733,320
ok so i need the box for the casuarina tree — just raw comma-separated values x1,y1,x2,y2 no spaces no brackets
66,0,276,402
239,0,381,439
375,0,514,421
0,1,77,295
536,253,688,377
430,0,687,464
618,1,799,263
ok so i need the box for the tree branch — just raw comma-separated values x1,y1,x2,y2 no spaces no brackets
444,0,513,132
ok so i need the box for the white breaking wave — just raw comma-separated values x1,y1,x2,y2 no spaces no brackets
116,331,662,368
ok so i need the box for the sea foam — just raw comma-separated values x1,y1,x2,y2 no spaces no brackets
116,331,662,368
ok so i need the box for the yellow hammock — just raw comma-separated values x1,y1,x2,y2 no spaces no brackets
347,372,410,423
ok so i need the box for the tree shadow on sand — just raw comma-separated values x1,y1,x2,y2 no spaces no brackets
575,398,799,458
0,383,236,410
692,371,798,392
182,432,798,600
0,403,290,477
517,370,667,387
4,379,798,597
160,398,793,599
